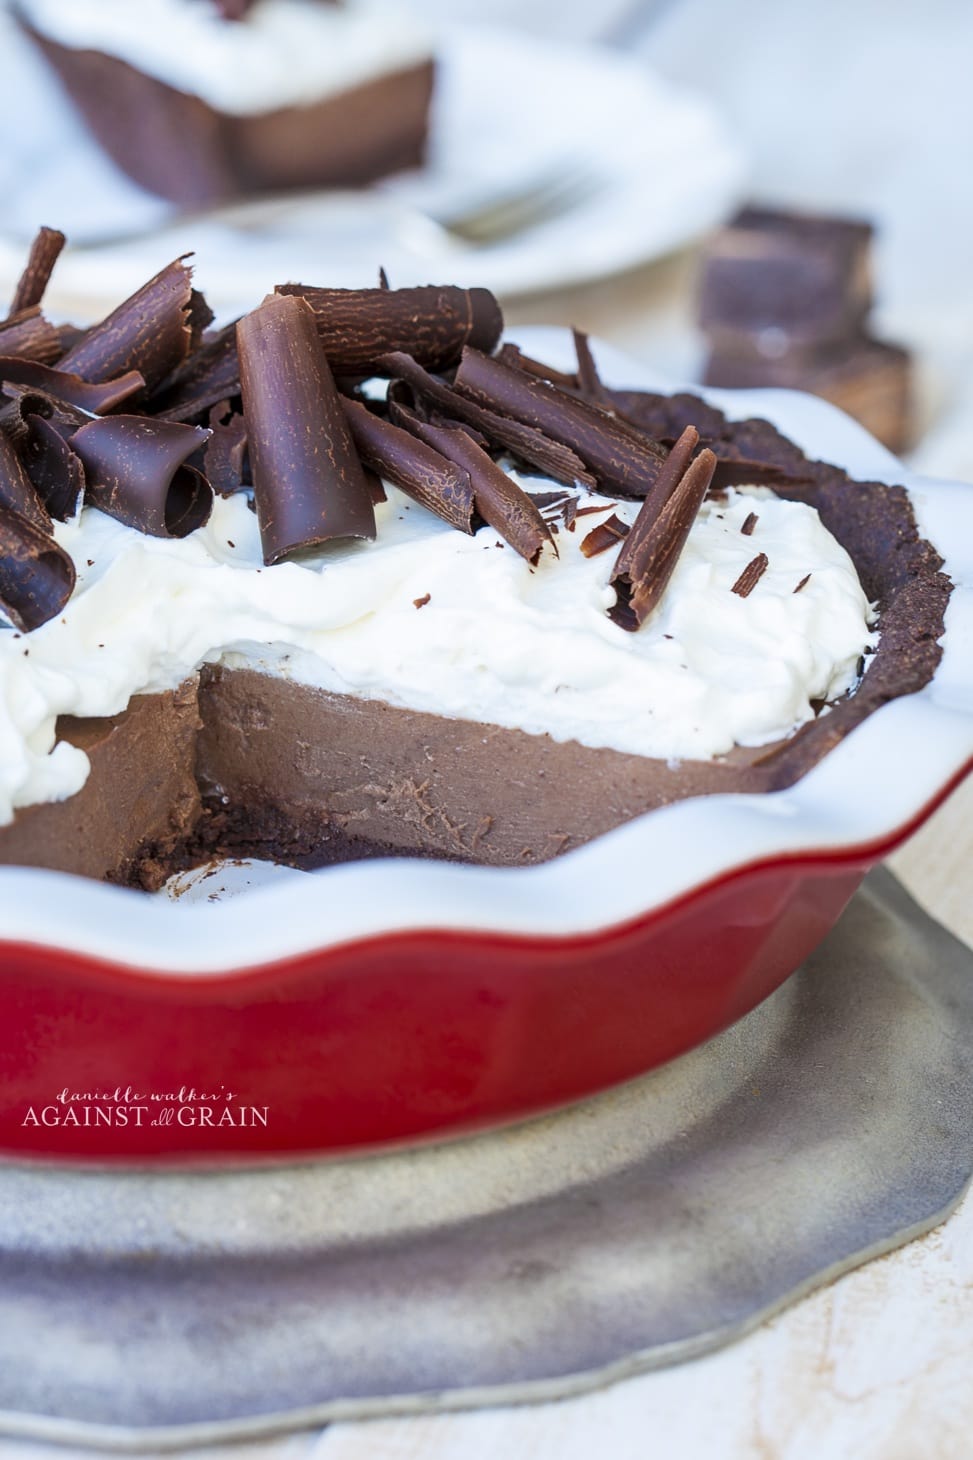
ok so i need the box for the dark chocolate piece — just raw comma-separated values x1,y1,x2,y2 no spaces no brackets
9,227,65,315
203,401,249,497
378,351,596,490
275,284,503,375
0,426,53,532
496,343,580,390
71,417,213,537
572,328,612,406
0,307,62,365
794,573,811,594
580,513,630,558
704,337,913,456
741,512,758,536
58,257,196,392
453,347,667,498
614,424,700,550
20,415,85,521
610,447,717,630
699,206,873,352
237,294,375,564
0,358,145,414
341,396,474,533
152,320,241,422
0,502,75,631
392,407,552,563
363,466,387,505
732,553,769,598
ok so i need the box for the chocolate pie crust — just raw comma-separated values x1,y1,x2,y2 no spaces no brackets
0,398,951,889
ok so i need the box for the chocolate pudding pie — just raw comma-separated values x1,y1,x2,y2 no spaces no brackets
16,0,436,204
0,234,950,887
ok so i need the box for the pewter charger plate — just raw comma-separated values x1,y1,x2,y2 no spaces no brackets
0,868,971,1450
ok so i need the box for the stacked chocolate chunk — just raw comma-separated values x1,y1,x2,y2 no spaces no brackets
699,207,913,454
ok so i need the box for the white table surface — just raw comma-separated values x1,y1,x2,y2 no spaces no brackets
2,1,973,1454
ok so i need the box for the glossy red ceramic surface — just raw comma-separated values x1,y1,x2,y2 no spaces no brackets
0,852,876,1163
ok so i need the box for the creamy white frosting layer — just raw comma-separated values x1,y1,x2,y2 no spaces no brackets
0,480,876,825
19,0,434,115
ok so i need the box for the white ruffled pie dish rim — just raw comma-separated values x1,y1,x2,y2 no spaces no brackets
0,328,970,975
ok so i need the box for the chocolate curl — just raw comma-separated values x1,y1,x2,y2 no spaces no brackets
58,257,196,392
0,384,90,438
9,227,65,315
71,417,213,537
237,294,376,564
453,348,667,498
0,427,53,532
203,402,249,497
572,328,613,407
0,358,145,414
0,308,62,365
20,415,85,521
341,396,474,533
392,404,552,563
610,447,717,630
617,424,700,544
275,284,503,375
0,503,75,632
708,456,814,491
580,513,630,558
496,342,580,390
152,321,241,422
378,351,596,490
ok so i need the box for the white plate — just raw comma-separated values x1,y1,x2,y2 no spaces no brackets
0,20,745,316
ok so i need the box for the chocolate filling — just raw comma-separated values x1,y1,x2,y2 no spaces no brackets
0,395,950,889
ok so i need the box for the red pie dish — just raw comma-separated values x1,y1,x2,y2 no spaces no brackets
1,332,971,1163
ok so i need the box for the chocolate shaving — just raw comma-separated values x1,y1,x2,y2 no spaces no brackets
59,256,197,392
573,328,612,406
613,424,700,557
0,503,75,632
0,426,53,532
9,227,65,315
392,406,552,563
0,307,61,365
610,446,717,630
378,352,596,490
708,457,815,491
581,513,630,558
496,343,580,390
71,417,213,537
794,573,812,594
275,284,503,375
453,348,667,498
363,467,386,505
151,320,241,422
20,415,85,521
378,267,391,291
203,401,249,497
741,511,759,536
237,293,375,564
0,358,145,414
732,553,770,598
342,396,474,533
413,593,431,609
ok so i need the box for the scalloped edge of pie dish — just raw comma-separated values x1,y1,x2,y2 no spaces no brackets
0,328,970,974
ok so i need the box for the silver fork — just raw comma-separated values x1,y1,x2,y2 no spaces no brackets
67,159,605,254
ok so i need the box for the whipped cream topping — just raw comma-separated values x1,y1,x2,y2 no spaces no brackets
0,478,876,825
19,0,434,115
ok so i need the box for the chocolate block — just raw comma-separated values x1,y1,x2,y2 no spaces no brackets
699,206,873,357
704,337,914,455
